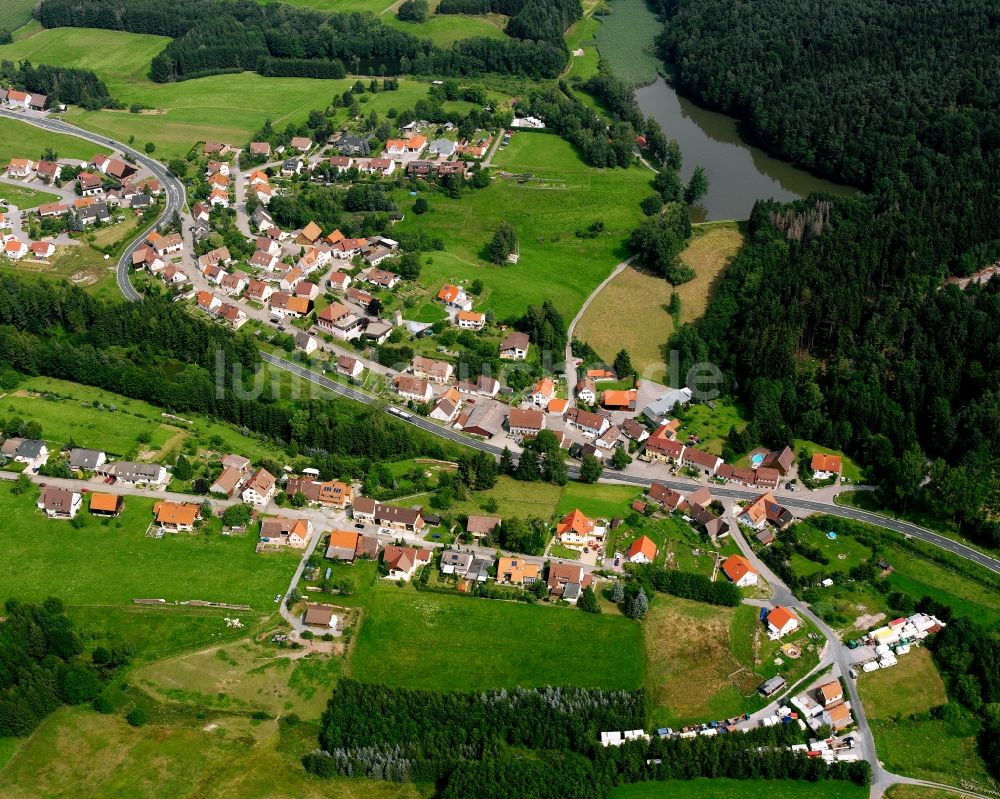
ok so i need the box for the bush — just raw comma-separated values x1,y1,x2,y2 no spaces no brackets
93,696,113,714
126,707,147,727
251,710,271,720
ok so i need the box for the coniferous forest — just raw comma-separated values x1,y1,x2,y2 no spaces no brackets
657,0,1000,545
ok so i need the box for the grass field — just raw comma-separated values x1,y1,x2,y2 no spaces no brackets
0,0,35,32
0,182,59,209
1,387,179,455
0,707,424,799
564,14,602,84
0,238,122,298
411,132,652,320
383,10,508,46
0,116,110,165
347,582,644,690
0,483,297,611
257,0,394,12
674,397,749,455
557,481,641,519
871,711,999,795
448,475,564,521
137,638,342,718
575,223,744,379
857,647,947,720
610,779,868,799
594,0,662,86
789,522,873,577
884,550,1000,626
885,788,968,799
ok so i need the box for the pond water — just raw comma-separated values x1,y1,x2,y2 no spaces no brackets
636,76,856,221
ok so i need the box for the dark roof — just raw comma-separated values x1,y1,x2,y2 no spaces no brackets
69,448,104,470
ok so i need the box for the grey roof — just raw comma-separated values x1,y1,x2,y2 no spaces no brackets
325,545,356,561
112,461,163,481
16,439,46,459
69,448,104,470
642,387,694,420
428,138,456,155
467,557,492,580
441,550,474,570
759,675,786,696
338,136,371,155
562,581,581,601
461,401,507,438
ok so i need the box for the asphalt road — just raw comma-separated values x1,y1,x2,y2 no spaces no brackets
16,109,998,581
0,110,186,301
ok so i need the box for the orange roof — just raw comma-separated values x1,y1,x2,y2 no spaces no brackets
556,509,594,536
811,452,842,473
547,398,568,414
819,680,842,704
154,501,199,526
386,138,406,150
146,230,161,243
441,386,460,404
89,493,121,513
300,221,322,242
721,555,756,583
8,158,32,169
826,702,851,723
324,228,344,244
328,530,360,550
601,389,636,407
533,378,555,396
437,283,460,303
627,535,657,561
456,310,484,323
767,606,797,631
4,239,24,253
409,135,427,148
286,295,310,314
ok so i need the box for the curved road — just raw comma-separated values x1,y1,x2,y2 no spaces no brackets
0,110,185,301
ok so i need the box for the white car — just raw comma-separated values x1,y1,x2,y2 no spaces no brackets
379,527,391,534
274,594,282,603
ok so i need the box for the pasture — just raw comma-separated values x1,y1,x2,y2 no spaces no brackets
0,484,297,611
348,582,645,691
410,133,652,320
857,647,947,720
0,116,110,164
0,707,423,799
574,222,744,378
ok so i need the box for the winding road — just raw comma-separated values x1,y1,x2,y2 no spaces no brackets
8,111,1000,798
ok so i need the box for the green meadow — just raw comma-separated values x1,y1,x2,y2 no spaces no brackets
383,11,509,46
0,0,35,32
0,116,111,164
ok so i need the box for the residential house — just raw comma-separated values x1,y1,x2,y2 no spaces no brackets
250,250,279,271
336,355,364,380
6,158,34,177
575,378,597,405
682,448,723,476
328,271,351,292
365,157,395,176
203,142,232,156
530,377,556,409
364,268,400,289
566,408,611,438
646,482,685,511
220,270,248,295
499,331,530,360
546,399,569,418
397,354,448,385
303,604,338,628
249,141,271,157
441,549,474,576
294,330,319,354
285,476,355,509
251,206,274,232
466,515,501,541
109,462,167,486
457,401,507,438
346,286,374,306
77,172,104,196
595,424,624,451
245,280,273,303
209,466,246,498
721,555,758,587
547,562,590,603
152,233,183,256
395,375,432,403
328,155,353,171
38,202,69,218
154,501,201,532
331,237,368,259
739,492,793,531
325,529,360,560
823,702,853,731
382,545,432,581
241,468,276,507
621,418,650,444
386,136,426,157
456,310,486,330
811,452,843,479
428,138,457,158
75,201,110,226
3,238,28,260
290,136,312,152
37,486,82,519
261,517,312,549
556,508,597,549
35,160,61,182
89,493,124,517
430,387,462,423
338,136,371,156
818,680,844,708
496,556,540,586
766,606,800,639
508,407,545,439
269,292,310,319
457,374,500,398
69,448,106,472
298,221,323,245
2,438,48,469
196,291,222,315
627,534,658,564
279,266,304,292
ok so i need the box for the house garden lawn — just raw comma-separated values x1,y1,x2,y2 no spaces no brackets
407,132,652,321
870,710,999,795
557,480,640,520
0,483,298,611
0,706,426,799
857,646,948,720
0,183,59,209
610,779,869,799
792,438,863,483
788,519,873,577
347,581,644,691
0,117,111,165
673,396,749,456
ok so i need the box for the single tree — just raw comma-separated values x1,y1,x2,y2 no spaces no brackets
611,581,624,603
580,454,603,483
684,166,709,204
578,586,600,614
611,447,632,470
613,348,634,378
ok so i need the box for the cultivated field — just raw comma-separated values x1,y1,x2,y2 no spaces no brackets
0,116,110,164
575,222,744,376
610,779,868,799
857,647,947,720
348,583,645,690
412,133,652,320
0,484,297,611
0,707,422,799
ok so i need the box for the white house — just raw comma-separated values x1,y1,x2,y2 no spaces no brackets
241,468,276,506
766,606,799,639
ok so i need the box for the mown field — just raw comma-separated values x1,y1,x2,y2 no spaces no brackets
411,132,652,320
857,647,947,720
0,116,110,164
347,582,645,690
575,222,744,377
610,779,868,799
0,707,423,799
0,483,297,610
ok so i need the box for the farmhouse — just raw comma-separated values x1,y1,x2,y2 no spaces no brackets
721,555,758,587
508,407,545,440
457,374,500,398
37,486,82,519
642,387,693,422
457,401,507,438
601,388,638,411
499,331,530,360
153,501,201,532
261,517,312,549
566,408,611,438
325,529,360,561
269,292,311,319
382,545,431,581
395,375,433,403
682,448,723,476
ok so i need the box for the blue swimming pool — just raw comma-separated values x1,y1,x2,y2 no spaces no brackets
750,453,765,467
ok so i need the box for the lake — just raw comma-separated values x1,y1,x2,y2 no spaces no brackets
636,76,855,221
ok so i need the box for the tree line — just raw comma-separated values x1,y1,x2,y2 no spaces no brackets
37,0,570,80
0,59,117,109
654,0,1000,538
